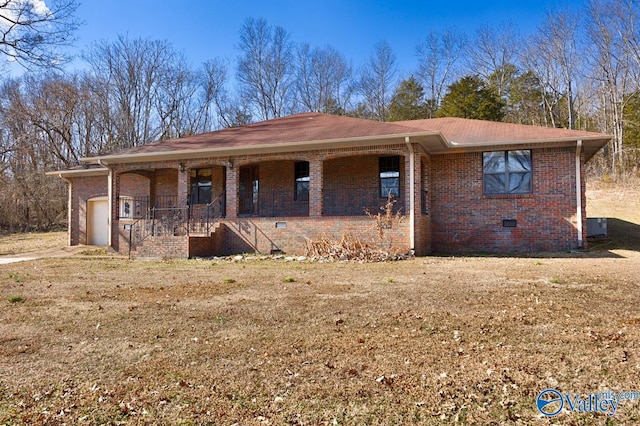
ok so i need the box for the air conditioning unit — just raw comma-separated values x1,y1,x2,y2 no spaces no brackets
587,218,607,237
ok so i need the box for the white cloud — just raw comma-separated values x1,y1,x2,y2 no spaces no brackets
27,0,51,17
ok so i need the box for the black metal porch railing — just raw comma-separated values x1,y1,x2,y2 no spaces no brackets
117,195,179,220
322,187,405,216
128,192,225,251
238,188,309,217
236,187,404,217
188,192,226,235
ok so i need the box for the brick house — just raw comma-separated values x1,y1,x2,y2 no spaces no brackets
48,112,610,258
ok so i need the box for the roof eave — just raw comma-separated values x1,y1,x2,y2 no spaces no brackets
77,131,610,166
46,167,109,178
81,132,445,165
432,135,610,160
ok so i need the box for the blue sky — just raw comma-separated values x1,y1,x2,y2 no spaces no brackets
69,0,580,75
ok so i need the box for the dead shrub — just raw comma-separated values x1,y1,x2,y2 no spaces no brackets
306,194,410,262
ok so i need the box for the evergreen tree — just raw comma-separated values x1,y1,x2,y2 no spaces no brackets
437,75,505,121
623,93,640,149
505,70,546,125
387,76,429,121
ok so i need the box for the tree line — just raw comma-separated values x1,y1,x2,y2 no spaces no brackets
1,0,640,230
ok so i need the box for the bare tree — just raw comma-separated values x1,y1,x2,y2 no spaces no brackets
156,58,232,138
236,17,296,121
0,0,80,69
200,58,247,129
358,40,397,121
585,0,636,171
84,36,182,149
465,22,521,98
524,7,583,129
415,29,466,117
0,74,78,229
295,43,353,114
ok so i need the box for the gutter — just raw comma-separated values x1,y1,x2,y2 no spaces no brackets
405,136,415,252
107,168,114,247
576,140,583,248
81,132,443,165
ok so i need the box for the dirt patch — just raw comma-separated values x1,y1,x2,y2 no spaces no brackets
0,184,638,424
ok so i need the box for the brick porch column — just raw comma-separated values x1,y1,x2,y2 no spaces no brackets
309,156,323,216
177,165,189,207
225,164,238,218
149,171,157,211
107,167,120,250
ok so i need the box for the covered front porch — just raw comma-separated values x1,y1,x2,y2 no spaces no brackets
108,144,429,257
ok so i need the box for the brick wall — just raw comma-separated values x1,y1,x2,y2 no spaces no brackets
132,234,189,258
254,160,309,217
430,147,582,253
65,143,588,256
119,173,150,198
323,154,406,216
68,175,108,245
210,216,411,256
155,168,178,198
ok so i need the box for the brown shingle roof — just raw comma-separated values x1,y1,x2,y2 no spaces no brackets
397,117,607,145
83,113,610,164
114,113,428,155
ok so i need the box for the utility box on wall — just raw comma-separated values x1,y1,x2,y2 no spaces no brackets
587,218,607,237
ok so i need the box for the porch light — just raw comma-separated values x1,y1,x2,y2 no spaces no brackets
226,159,234,169
178,162,186,172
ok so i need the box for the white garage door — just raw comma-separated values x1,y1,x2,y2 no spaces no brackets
87,198,109,245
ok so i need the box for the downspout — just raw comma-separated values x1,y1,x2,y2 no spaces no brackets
103,159,114,248
405,136,415,252
575,140,583,248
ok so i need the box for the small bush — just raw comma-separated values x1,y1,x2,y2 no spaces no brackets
8,295,24,303
283,277,296,283
222,278,236,284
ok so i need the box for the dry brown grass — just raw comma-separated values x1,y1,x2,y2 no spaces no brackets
1,184,640,425
0,231,66,256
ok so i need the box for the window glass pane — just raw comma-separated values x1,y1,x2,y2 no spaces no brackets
190,168,212,204
198,183,211,204
508,150,531,172
484,174,506,194
381,177,399,198
294,161,310,201
483,150,532,195
509,172,532,193
295,161,309,179
296,181,309,201
380,156,400,198
380,156,400,172
483,151,506,173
